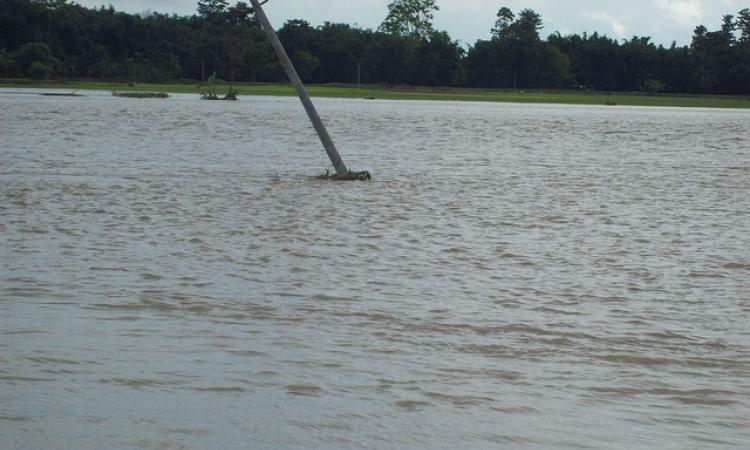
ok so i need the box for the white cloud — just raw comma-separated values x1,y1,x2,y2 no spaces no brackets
655,0,706,27
580,11,627,37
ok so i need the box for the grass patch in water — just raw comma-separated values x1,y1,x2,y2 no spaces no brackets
112,91,169,99
40,92,83,97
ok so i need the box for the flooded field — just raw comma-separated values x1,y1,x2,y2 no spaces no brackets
1,89,749,449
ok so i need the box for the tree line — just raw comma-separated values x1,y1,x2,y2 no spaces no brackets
1,0,749,94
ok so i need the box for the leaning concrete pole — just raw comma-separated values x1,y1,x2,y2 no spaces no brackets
250,0,348,175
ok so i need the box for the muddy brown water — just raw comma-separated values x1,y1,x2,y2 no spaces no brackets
1,89,749,449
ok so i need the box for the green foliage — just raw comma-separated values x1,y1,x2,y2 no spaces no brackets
224,86,238,100
260,61,283,81
642,79,666,94
419,31,465,86
28,61,53,79
492,8,515,40
688,13,750,94
198,70,237,99
468,8,568,89
492,8,542,42
0,0,748,95
205,70,218,97
197,0,228,19
0,49,14,77
539,44,573,87
738,9,750,42
11,42,57,75
380,0,439,39
292,51,321,82
313,22,366,83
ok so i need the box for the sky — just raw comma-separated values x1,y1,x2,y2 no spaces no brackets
74,0,746,47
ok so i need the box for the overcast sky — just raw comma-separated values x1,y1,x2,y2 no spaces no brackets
75,0,745,47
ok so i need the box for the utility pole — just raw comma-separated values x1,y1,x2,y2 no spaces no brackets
249,0,348,175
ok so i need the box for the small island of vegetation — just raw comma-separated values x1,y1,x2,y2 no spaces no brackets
112,92,169,99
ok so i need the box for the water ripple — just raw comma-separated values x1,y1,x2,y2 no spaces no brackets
1,92,749,449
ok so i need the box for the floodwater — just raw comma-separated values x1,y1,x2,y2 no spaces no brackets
1,89,749,449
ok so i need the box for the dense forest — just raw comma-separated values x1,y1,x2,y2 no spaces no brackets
1,0,749,94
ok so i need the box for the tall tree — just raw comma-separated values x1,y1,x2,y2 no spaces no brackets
197,0,228,19
511,9,543,42
379,0,439,39
491,7,514,40
738,8,750,42
721,14,736,45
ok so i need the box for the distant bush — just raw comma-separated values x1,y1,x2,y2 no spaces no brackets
12,42,57,77
28,61,53,79
642,79,666,95
0,51,14,77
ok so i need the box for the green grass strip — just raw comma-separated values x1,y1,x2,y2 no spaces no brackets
3,79,749,109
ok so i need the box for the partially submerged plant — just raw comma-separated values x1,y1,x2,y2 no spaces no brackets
199,71,239,100
313,169,372,181
224,87,238,101
200,71,219,100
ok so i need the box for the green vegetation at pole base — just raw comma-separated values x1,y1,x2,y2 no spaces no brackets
2,80,749,109
313,170,373,181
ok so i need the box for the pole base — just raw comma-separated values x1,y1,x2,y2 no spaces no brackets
313,170,372,181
